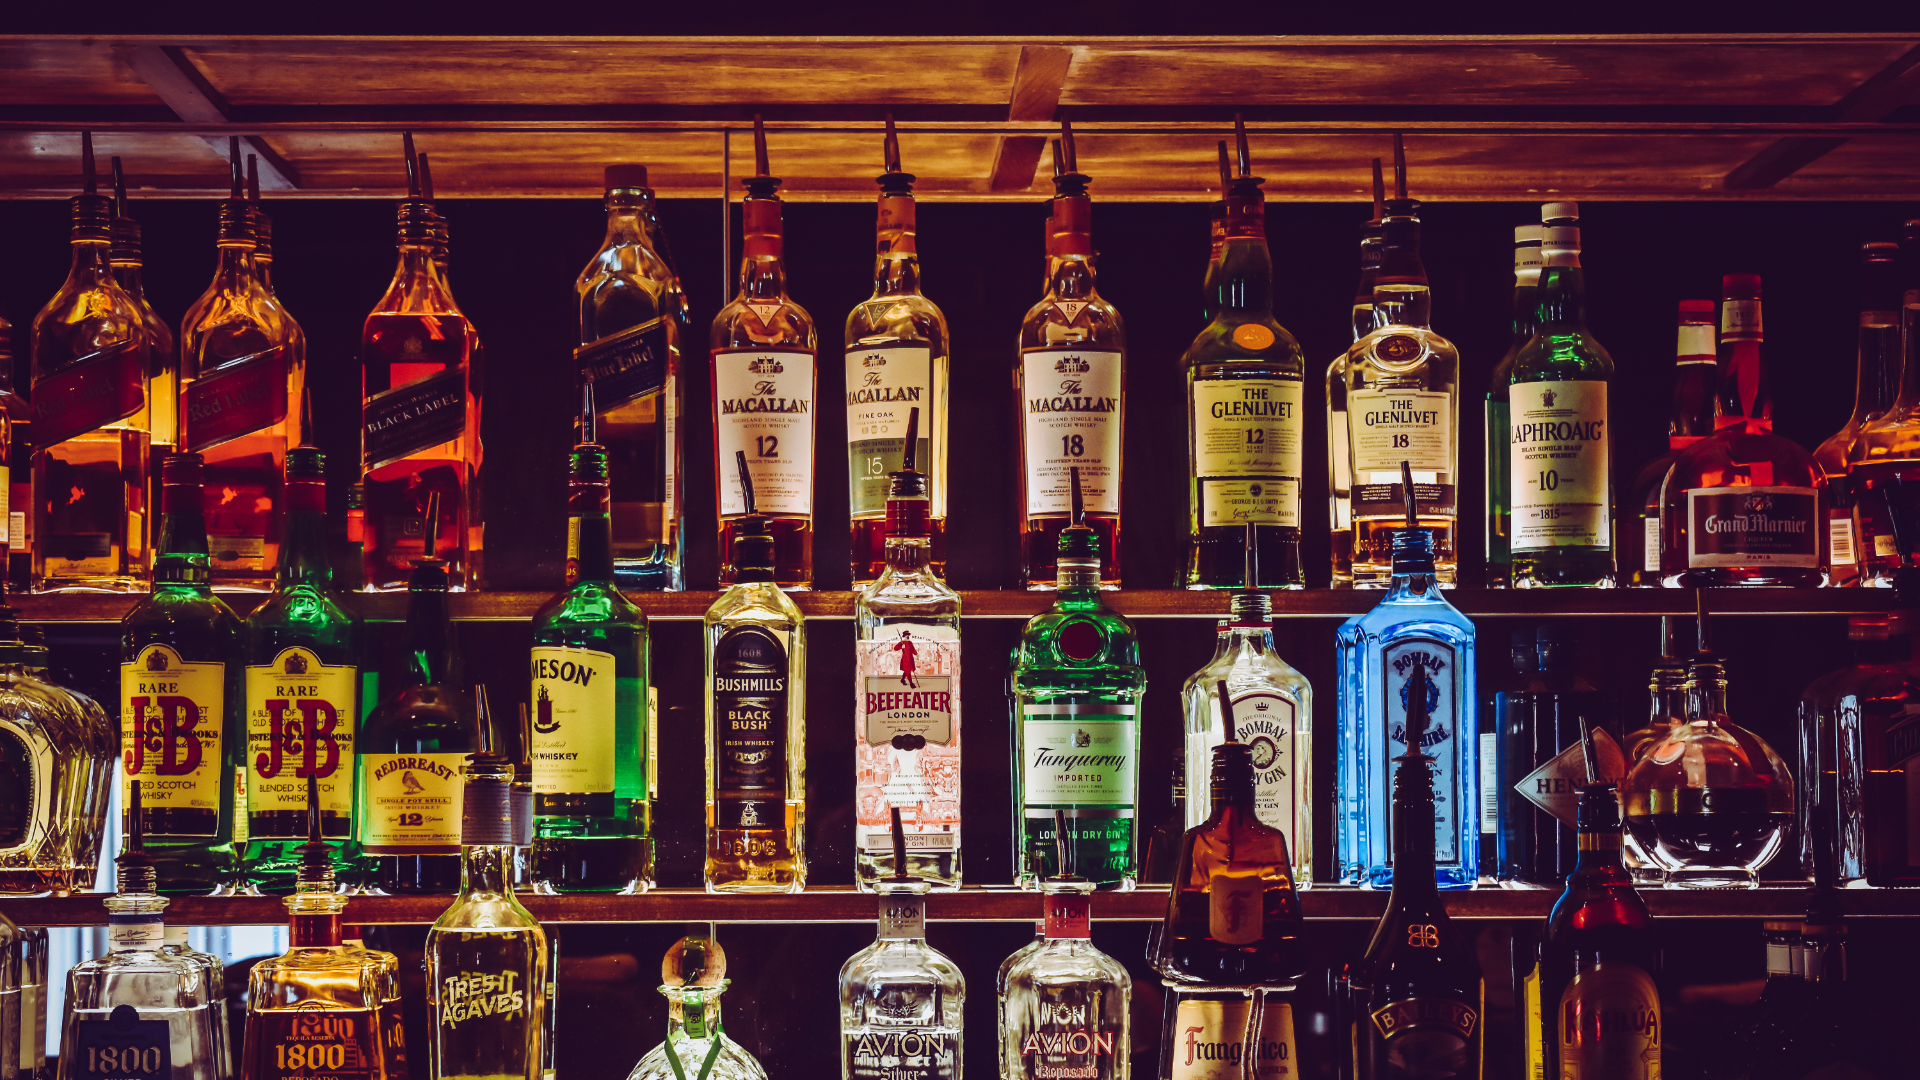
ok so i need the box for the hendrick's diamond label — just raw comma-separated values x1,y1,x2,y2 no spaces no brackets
34,339,147,452
363,367,467,471
184,346,289,453
576,317,670,412
713,626,790,830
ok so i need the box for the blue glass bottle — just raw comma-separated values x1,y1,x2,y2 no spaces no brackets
1336,465,1478,888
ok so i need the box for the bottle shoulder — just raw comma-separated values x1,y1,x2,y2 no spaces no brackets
856,571,962,616
846,294,949,351
1183,321,1307,378
1019,296,1125,352
1004,941,1132,991
838,938,966,992
534,583,649,634
428,895,543,934
1666,428,1823,489
711,299,816,350
122,593,246,649
706,586,805,632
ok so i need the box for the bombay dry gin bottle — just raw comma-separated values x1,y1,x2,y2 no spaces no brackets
241,445,361,892
1348,662,1484,1080
628,935,766,1080
1001,864,1131,1080
120,452,244,895
705,452,807,893
530,398,652,894
31,132,153,591
712,119,817,589
847,121,950,586
575,163,684,591
1182,121,1306,590
360,135,483,592
1018,124,1125,589
1335,466,1478,888
1484,222,1545,588
853,409,961,889
839,809,964,1080
1009,470,1145,889
1341,142,1461,587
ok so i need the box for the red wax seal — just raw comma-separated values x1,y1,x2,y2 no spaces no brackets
1376,334,1423,362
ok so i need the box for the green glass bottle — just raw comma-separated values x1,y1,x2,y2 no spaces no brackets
1508,204,1615,588
529,391,653,893
118,452,245,894
1010,467,1146,890
242,444,361,891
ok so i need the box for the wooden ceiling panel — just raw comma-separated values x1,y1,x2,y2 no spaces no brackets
0,130,227,191
1767,134,1920,198
0,40,157,105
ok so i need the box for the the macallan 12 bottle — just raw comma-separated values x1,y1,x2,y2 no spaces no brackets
360,134,483,591
712,118,817,589
1019,123,1125,589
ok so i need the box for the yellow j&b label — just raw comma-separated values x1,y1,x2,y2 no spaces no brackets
121,645,227,829
245,647,357,818
530,646,616,795
359,752,466,853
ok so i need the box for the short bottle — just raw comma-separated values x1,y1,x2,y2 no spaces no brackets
160,926,232,1080
1496,624,1620,888
1000,877,1131,1080
626,935,766,1080
0,608,104,895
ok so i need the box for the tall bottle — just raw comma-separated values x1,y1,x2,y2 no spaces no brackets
1328,160,1385,589
242,444,361,891
1335,464,1478,888
1200,142,1229,327
1018,124,1125,589
1820,242,1902,586
1182,120,1306,590
1495,624,1619,888
246,155,305,386
360,135,483,591
853,409,961,889
1346,661,1484,1080
1623,301,1719,586
1000,868,1131,1080
575,163,685,591
847,121,950,586
358,555,472,894
109,156,174,589
0,315,31,591
626,935,767,1080
119,453,243,894
529,393,652,894
31,132,152,591
1857,218,1920,582
704,452,806,893
1484,223,1545,587
1342,140,1461,587
711,119,816,589
1009,469,1145,889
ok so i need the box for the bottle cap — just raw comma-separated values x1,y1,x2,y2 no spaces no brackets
1722,273,1763,299
160,453,205,514
1540,201,1579,223
604,163,649,190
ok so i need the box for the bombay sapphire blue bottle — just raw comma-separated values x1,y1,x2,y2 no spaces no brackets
1335,520,1478,888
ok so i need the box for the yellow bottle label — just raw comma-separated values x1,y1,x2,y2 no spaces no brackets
530,646,616,795
120,645,226,833
232,767,249,844
358,753,467,853
1170,997,1296,1080
244,647,356,819
1525,965,1544,1080
1557,963,1661,1080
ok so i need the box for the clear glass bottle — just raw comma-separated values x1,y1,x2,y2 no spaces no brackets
30,132,152,592
0,313,32,592
18,921,50,1080
711,122,817,590
1821,242,1902,585
1335,470,1478,888
1328,210,1382,589
338,926,407,1080
1484,223,1544,588
1018,129,1125,590
838,811,963,1080
626,935,765,1080
1495,625,1619,888
0,614,96,895
575,164,684,592
1624,301,1719,586
58,783,224,1080
847,122,950,586
160,926,230,1080
1000,876,1131,1080
704,453,806,893
853,410,960,889
1621,619,1688,885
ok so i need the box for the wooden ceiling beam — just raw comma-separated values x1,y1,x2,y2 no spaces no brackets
126,44,301,190
988,45,1073,193
1725,43,1920,190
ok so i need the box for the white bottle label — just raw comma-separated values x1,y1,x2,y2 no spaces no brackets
1381,640,1462,866
1227,691,1298,848
1019,705,1137,809
244,647,357,820
1643,516,1662,573
1509,380,1610,550
106,914,165,952
120,645,226,834
663,373,679,528
1347,388,1451,474
856,626,961,854
846,345,934,517
1479,732,1498,834
1676,323,1716,361
876,895,928,940
530,646,618,795
1193,379,1303,528
1829,516,1857,566
713,348,815,516
1021,349,1122,516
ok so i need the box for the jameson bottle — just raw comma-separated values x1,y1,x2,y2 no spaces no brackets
1509,204,1615,588
711,119,817,589
530,397,653,894
119,453,244,894
242,445,361,892
1182,120,1307,590
1484,224,1544,587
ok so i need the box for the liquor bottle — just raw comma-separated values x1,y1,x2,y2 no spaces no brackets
1621,619,1686,886
18,922,49,1080
360,134,483,592
852,409,961,889
1327,160,1385,589
1623,301,1719,586
29,623,116,895
1155,686,1307,985
1346,661,1484,1080
108,158,175,576
529,393,653,894
838,808,964,1080
1342,140,1461,587
30,132,152,591
178,139,306,591
705,452,806,893
1200,142,1229,327
338,925,407,1080
996,921,1048,1069
575,163,685,591
1523,778,1662,1080
1484,223,1545,587
1000,858,1131,1080
58,783,225,1080
626,935,767,1080
1479,628,1535,883
426,730,549,1080
0,609,99,895
161,925,232,1080
1660,275,1827,586
1009,469,1145,889
1141,759,1187,885
358,553,472,894
1496,625,1621,888
119,452,244,894
1818,242,1901,586
1740,920,1808,1078
242,444,361,892
0,315,31,590
712,118,817,589
847,121,950,586
414,158,485,508
1856,218,1920,584
1335,464,1479,888
246,155,305,384
1181,523,1312,885
1019,123,1125,589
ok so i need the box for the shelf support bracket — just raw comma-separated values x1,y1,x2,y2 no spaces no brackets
126,44,301,190
988,45,1074,193
1724,43,1920,190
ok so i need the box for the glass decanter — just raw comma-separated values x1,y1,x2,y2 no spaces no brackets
627,935,766,1080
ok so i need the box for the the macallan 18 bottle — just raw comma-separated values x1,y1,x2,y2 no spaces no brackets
712,118,817,589
359,134,484,591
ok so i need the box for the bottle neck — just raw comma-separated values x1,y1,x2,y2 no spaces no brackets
459,844,515,896
1387,761,1440,900
739,196,787,300
603,201,649,249
1055,554,1103,594
67,239,117,285
569,505,615,585
1648,672,1687,729
1669,360,1719,448
154,495,211,590
1717,297,1771,433
1509,277,1540,344
1371,210,1430,328
873,193,921,297
1212,236,1274,317
1687,664,1729,724
666,989,725,1041
113,261,150,303
739,254,788,300
276,508,333,587
884,534,933,574
1852,310,1899,424
214,245,257,292
1047,254,1096,301
404,592,452,686
1573,824,1627,874
1535,264,1588,328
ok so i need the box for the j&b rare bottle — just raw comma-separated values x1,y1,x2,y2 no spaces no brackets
712,119,817,589
1000,861,1131,1080
627,935,767,1080
705,452,807,893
